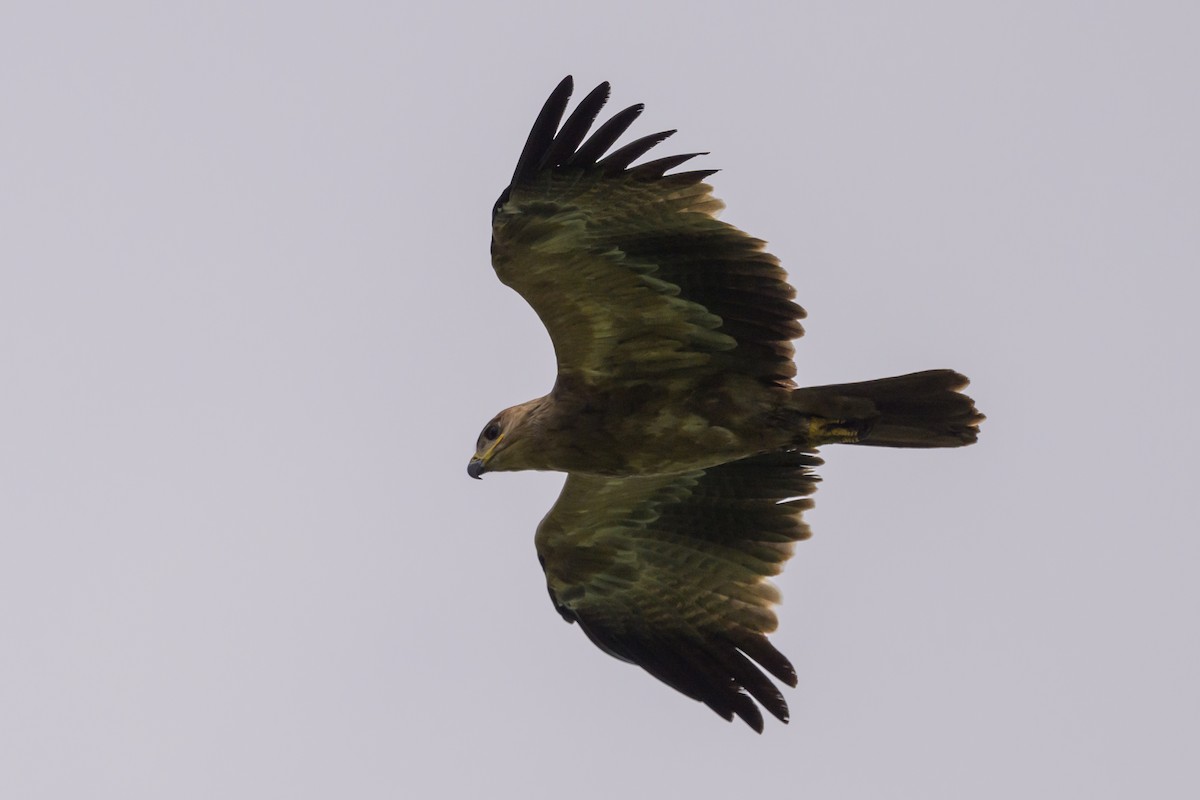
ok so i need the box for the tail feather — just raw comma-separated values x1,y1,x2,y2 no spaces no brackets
795,369,983,448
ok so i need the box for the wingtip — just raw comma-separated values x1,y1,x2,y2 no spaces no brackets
736,697,766,733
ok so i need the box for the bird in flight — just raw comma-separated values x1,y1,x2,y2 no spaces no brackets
468,76,983,732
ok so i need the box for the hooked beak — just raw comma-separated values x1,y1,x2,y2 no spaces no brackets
468,433,504,480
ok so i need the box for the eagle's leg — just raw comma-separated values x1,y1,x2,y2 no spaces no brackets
803,416,873,445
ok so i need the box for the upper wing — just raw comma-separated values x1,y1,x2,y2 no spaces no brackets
491,76,805,389
534,450,821,732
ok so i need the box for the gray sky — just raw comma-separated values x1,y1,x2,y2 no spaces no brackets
3,2,1198,798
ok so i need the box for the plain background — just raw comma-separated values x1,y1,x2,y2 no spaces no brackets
3,2,1198,797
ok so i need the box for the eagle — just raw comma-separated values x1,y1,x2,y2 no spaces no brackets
468,77,982,732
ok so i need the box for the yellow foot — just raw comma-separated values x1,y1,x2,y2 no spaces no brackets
805,417,869,445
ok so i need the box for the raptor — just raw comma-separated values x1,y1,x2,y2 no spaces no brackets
468,77,983,731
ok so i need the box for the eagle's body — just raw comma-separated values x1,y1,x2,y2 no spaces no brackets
468,77,983,732
484,376,807,476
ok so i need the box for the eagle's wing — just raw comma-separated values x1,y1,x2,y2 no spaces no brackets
534,450,821,732
491,76,805,389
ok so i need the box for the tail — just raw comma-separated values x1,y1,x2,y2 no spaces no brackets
793,369,983,448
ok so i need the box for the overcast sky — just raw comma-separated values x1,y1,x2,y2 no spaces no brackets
3,2,1198,798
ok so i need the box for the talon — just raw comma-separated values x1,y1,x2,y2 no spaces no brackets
807,418,867,444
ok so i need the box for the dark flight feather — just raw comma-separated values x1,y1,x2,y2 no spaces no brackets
509,75,573,186
598,130,677,174
568,103,645,167
540,81,610,169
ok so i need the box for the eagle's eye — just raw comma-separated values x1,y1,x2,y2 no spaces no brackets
483,423,501,441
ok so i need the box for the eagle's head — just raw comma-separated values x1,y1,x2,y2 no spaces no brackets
467,398,546,479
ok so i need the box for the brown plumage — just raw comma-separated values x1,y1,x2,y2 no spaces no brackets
468,77,983,732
